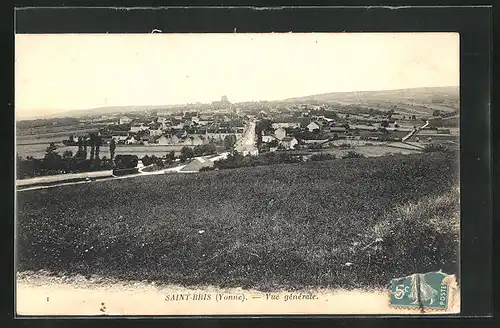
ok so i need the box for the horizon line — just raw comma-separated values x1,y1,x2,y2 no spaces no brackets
16,84,460,121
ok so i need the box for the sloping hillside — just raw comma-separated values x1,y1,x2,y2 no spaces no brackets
282,86,459,115
17,152,459,291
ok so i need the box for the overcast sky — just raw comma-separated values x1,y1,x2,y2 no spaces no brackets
15,32,459,119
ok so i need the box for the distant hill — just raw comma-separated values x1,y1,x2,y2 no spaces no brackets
18,86,459,121
57,104,185,118
282,86,459,103
281,86,459,115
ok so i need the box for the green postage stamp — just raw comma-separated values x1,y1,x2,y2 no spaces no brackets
389,270,457,311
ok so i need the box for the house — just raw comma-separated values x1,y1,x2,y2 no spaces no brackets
130,124,149,133
307,121,321,132
157,111,171,117
119,116,132,125
180,157,214,172
112,131,129,142
171,135,181,144
280,137,298,150
141,135,152,145
301,138,329,145
157,135,170,145
170,122,184,130
274,127,286,141
199,114,213,121
189,135,204,146
262,135,276,143
126,136,137,145
197,120,211,126
149,128,164,137
271,122,301,129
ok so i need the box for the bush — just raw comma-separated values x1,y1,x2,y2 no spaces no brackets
16,157,115,179
342,151,365,159
179,146,195,162
309,153,336,162
114,155,139,169
423,143,449,153
193,144,217,156
142,155,164,167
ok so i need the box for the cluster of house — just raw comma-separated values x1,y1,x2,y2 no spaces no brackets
101,112,244,146
260,112,419,149
261,118,348,150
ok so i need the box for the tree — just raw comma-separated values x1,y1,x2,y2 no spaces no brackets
63,150,73,159
223,134,236,150
432,110,441,117
268,139,279,147
166,150,176,162
83,137,88,158
43,142,62,170
95,134,102,159
109,139,117,160
63,135,75,146
381,121,390,128
194,144,217,156
74,137,87,160
114,155,139,169
88,132,99,160
179,146,195,162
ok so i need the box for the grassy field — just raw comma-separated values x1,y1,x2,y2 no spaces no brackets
17,152,459,291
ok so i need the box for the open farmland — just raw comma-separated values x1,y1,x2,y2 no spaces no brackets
17,152,459,291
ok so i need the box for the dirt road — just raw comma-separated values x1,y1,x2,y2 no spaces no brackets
234,120,258,156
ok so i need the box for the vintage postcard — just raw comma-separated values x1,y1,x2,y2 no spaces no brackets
15,32,460,316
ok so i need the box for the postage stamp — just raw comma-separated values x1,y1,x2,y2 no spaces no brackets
389,271,458,312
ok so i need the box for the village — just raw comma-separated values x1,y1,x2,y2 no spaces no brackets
60,96,457,155
15,95,459,182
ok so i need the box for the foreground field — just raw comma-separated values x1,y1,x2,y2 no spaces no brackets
17,152,459,291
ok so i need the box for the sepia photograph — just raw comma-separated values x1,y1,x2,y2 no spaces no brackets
15,32,460,315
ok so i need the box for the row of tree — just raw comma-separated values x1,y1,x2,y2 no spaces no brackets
208,149,367,171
